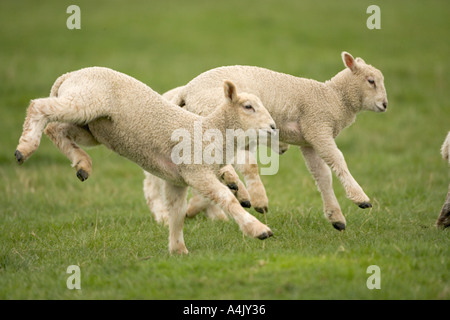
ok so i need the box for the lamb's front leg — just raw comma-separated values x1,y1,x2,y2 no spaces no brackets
185,173,273,240
300,145,346,230
235,150,269,214
219,165,251,208
143,171,170,225
436,185,450,229
309,134,372,209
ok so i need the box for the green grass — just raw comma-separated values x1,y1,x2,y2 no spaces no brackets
0,0,449,299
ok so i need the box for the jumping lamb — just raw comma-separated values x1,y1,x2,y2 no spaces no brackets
144,52,388,230
14,66,276,254
436,131,450,228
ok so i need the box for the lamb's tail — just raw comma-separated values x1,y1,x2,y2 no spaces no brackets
50,71,72,97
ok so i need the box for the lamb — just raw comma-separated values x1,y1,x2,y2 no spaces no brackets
144,52,388,230
14,66,276,254
436,131,450,228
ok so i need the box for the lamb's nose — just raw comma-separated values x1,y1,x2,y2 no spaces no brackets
382,101,388,109
270,124,276,131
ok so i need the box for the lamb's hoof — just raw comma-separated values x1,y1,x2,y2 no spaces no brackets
332,222,346,231
170,248,189,255
257,230,273,240
76,169,89,182
227,183,238,191
240,200,251,208
255,206,268,214
15,150,24,165
358,202,372,209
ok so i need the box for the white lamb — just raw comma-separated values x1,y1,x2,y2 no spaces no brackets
436,131,450,228
144,52,388,230
14,66,276,254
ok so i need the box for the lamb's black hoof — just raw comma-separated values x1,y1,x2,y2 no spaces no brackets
240,200,251,208
76,169,89,182
257,230,273,240
358,202,372,209
15,150,24,164
255,206,268,214
332,222,346,231
227,183,238,191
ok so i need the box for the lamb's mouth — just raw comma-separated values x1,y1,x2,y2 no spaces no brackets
375,104,386,112
260,127,278,136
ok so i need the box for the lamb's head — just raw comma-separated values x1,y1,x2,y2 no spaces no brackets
341,52,388,113
222,80,276,134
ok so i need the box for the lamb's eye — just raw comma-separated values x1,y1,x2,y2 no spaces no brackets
244,105,255,111
368,79,375,85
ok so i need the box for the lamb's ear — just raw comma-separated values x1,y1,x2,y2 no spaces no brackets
223,80,238,103
342,52,358,73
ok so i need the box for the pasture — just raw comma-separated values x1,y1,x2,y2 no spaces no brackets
0,0,449,299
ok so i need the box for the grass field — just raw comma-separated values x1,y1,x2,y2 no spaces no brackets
0,0,449,300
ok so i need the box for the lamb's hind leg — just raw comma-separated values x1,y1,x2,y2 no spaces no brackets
185,173,273,240
164,181,189,254
186,165,250,220
15,96,101,164
142,170,237,223
436,185,450,229
194,152,268,218
44,123,99,181
143,171,170,224
15,99,53,164
186,190,215,219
